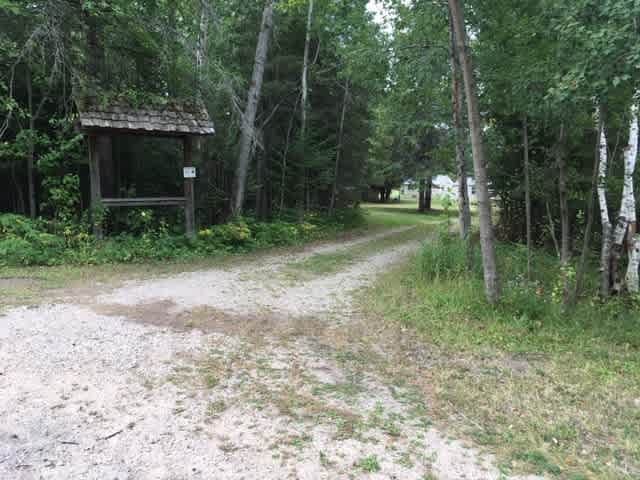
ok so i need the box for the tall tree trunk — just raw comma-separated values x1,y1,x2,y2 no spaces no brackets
195,0,210,219
448,0,500,303
231,0,274,217
84,1,113,208
575,108,602,299
301,0,314,212
523,115,532,280
83,1,104,86
166,2,179,96
425,176,433,211
255,131,269,220
546,200,561,258
279,98,299,213
597,107,612,297
196,0,209,93
25,67,37,218
300,0,313,144
418,179,425,212
623,100,639,292
611,100,639,293
330,78,349,214
10,159,25,214
628,234,640,293
556,124,571,304
450,14,471,240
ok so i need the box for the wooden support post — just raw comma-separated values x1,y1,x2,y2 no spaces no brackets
99,135,115,196
183,136,196,238
88,135,103,239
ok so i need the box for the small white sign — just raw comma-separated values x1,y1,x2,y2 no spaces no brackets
183,167,197,179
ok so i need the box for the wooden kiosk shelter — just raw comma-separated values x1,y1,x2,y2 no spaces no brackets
77,99,215,238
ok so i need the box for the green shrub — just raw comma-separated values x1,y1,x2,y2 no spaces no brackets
41,173,81,229
0,214,68,266
123,209,156,235
0,231,66,266
252,221,299,246
0,210,363,267
215,220,253,245
0,213,47,238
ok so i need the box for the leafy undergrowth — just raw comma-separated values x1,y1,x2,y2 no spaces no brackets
0,208,367,309
362,228,640,480
0,209,365,267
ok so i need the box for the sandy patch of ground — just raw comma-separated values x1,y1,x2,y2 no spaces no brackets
0,228,540,479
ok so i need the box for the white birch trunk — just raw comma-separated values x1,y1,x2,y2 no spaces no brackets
628,235,640,293
623,100,639,291
611,100,639,292
231,1,274,216
596,106,612,297
614,102,638,244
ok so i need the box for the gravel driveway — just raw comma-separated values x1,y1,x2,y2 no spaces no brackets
0,228,540,480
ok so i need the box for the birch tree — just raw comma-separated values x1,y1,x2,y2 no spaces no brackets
610,100,638,293
597,107,612,297
231,0,274,217
597,98,639,295
622,99,639,292
628,233,640,293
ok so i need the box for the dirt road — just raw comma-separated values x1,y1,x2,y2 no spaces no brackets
0,228,539,480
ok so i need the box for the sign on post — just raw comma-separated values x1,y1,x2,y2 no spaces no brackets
183,167,197,179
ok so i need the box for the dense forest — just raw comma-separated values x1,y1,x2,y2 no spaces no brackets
1,0,386,221
1,0,640,303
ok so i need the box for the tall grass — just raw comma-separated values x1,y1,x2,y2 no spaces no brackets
362,229,640,478
416,227,482,280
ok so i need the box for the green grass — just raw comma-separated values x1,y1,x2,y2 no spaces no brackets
362,200,453,228
206,400,227,417
514,450,562,476
356,455,381,473
282,205,440,278
286,251,357,277
283,231,420,278
361,228,640,479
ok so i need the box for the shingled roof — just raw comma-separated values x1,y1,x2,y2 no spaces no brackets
77,99,215,136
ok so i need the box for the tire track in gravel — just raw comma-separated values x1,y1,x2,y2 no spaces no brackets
0,227,541,480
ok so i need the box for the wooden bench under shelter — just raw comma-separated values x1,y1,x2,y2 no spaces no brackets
77,99,215,238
